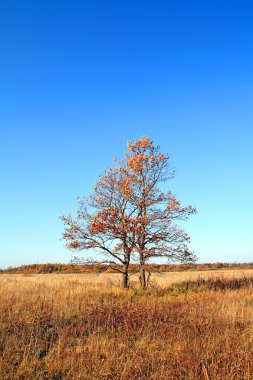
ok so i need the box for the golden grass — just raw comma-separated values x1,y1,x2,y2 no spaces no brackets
1,270,253,379
2,268,253,289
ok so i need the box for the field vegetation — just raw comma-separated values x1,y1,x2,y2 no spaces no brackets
2,261,253,275
1,270,253,379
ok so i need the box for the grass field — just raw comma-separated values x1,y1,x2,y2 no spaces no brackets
1,270,253,379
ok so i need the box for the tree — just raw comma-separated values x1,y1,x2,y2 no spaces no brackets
122,137,197,288
60,136,197,289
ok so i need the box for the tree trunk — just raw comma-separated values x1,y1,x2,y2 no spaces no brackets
140,265,147,289
122,265,129,289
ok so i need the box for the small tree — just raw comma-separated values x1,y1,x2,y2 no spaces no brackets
60,164,135,288
60,136,196,289
123,137,197,288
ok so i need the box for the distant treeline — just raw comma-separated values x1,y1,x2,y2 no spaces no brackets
1,262,253,274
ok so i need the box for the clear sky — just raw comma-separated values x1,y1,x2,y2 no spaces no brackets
1,0,253,268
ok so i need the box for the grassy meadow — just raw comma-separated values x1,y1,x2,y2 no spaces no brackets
1,270,253,379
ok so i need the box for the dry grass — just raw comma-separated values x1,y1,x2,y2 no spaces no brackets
1,270,253,379
2,268,253,289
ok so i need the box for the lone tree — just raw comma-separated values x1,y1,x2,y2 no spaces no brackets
60,136,197,289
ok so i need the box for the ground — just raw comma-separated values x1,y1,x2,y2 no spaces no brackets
0,270,253,379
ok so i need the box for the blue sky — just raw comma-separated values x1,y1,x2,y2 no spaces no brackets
0,0,253,267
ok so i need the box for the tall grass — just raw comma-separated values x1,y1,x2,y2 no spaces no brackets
0,272,253,379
